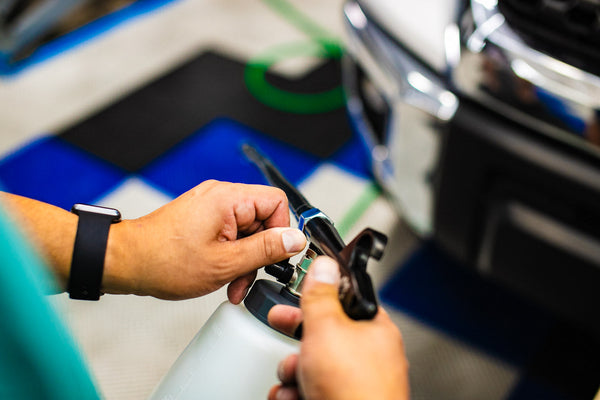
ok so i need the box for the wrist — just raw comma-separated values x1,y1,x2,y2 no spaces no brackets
102,219,141,295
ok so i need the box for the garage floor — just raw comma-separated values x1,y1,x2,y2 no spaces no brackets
0,1,598,399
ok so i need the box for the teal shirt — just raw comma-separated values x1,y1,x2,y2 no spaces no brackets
0,208,100,399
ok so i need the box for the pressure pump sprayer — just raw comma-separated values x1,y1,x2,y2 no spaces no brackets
149,145,388,399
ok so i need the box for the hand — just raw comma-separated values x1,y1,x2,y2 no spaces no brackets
267,257,410,400
104,180,307,302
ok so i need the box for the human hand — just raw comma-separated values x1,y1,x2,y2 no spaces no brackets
104,180,307,302
267,257,409,400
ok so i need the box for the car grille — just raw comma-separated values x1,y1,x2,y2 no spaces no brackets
498,0,600,75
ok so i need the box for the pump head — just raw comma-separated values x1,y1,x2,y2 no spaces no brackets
243,144,387,321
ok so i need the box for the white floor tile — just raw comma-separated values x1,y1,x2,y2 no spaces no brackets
95,176,173,219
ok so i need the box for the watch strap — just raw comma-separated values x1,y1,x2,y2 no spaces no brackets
68,210,116,300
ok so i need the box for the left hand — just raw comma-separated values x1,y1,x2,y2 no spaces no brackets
104,180,307,302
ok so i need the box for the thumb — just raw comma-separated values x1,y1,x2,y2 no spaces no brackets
231,227,306,273
301,256,345,329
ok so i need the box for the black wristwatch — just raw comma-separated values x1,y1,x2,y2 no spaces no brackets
68,204,121,300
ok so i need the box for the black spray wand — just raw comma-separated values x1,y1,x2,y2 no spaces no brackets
243,144,387,320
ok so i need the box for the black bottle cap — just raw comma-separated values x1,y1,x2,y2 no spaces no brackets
244,280,300,334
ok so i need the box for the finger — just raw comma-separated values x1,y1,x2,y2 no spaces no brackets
373,305,393,324
277,354,299,385
268,385,300,400
234,185,290,232
301,256,345,330
248,186,290,229
369,306,400,330
268,305,303,337
268,385,280,400
372,306,405,346
228,227,306,275
226,270,257,304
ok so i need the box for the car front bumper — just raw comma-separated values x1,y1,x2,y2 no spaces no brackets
343,0,600,333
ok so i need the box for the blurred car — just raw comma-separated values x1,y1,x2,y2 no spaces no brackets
342,0,600,333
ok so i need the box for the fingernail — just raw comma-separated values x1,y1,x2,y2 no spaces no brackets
311,257,340,285
277,360,286,381
282,229,306,253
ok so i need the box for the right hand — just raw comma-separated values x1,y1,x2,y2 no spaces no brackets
267,256,410,400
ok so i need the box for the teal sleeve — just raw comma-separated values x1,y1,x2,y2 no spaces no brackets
0,206,101,399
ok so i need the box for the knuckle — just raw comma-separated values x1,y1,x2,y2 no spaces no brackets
264,187,287,206
302,287,341,312
381,321,404,348
275,188,289,207
201,179,219,190
273,187,286,200
196,179,220,197
262,232,278,260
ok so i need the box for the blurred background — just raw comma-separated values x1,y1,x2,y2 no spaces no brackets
0,0,599,399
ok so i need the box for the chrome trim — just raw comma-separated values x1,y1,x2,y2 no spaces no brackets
71,204,122,221
298,208,332,233
454,0,600,153
343,1,459,235
345,2,458,122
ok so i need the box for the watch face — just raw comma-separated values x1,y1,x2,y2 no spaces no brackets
71,204,122,221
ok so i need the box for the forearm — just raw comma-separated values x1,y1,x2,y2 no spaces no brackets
0,181,304,301
0,192,137,294
0,192,78,290
2,193,142,296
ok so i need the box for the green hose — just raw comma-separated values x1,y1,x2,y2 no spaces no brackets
244,0,346,114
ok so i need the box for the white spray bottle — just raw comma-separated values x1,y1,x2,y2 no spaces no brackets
149,145,387,399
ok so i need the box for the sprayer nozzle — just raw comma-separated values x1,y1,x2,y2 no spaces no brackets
242,144,262,165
